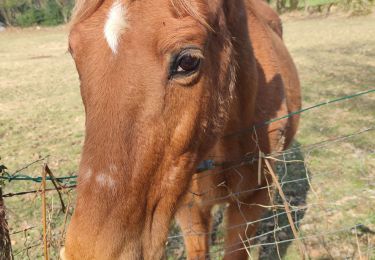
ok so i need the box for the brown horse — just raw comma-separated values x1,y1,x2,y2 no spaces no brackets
62,0,301,259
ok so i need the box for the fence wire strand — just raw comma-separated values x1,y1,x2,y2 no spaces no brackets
2,89,374,259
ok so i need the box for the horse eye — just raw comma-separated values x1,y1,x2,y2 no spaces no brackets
170,48,202,79
177,54,200,73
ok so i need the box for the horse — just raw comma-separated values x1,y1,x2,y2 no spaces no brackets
61,0,301,259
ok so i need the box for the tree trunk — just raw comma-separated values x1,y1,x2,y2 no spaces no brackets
0,6,11,26
0,187,13,260
290,0,299,10
276,0,287,13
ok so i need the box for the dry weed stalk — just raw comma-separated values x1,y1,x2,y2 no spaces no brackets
265,158,307,260
41,165,49,260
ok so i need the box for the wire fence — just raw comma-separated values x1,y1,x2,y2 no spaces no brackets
1,89,374,185
1,89,374,259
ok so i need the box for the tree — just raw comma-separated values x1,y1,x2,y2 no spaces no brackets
0,0,74,26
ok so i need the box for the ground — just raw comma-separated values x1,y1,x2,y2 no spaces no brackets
0,16,374,259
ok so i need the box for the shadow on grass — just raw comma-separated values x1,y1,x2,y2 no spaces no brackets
256,140,310,259
166,140,311,259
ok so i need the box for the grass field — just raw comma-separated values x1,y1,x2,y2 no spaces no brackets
1,16,375,259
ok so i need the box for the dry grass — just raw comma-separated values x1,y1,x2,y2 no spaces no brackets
0,16,374,259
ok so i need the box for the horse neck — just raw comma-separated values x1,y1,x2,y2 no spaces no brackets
225,6,259,134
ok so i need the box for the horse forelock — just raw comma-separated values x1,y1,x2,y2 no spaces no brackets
70,0,212,28
170,0,212,30
70,0,104,26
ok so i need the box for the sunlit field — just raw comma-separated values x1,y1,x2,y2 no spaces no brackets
1,16,374,259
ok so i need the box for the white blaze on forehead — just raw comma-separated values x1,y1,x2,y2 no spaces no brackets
104,0,128,53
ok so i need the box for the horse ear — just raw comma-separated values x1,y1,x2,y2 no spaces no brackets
70,0,105,26
206,0,245,28
222,0,246,25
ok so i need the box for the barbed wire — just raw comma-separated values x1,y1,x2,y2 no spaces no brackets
2,185,76,198
225,88,374,138
191,126,373,183
1,89,373,186
207,221,372,258
167,184,373,241
209,219,373,257
1,125,373,199
2,89,374,259
5,148,373,258
0,174,77,184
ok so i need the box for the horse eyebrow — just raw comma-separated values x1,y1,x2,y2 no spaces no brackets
157,25,207,55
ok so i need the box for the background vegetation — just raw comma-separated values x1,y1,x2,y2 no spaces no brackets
0,0,374,27
0,0,74,26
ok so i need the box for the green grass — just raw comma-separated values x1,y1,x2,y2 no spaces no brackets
306,0,338,6
1,17,375,259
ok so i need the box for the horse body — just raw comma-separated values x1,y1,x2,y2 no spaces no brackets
63,0,300,259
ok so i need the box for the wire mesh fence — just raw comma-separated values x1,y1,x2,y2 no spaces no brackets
2,126,373,259
1,90,374,259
